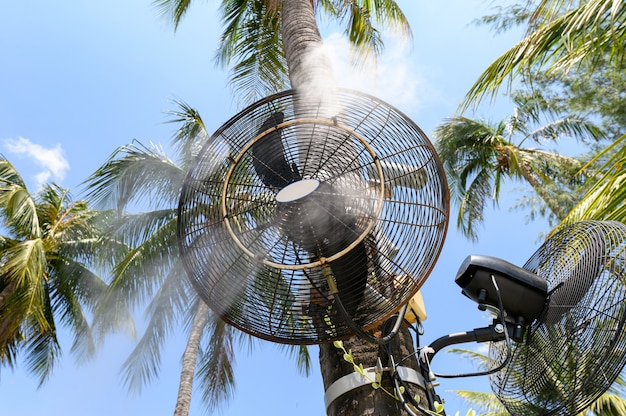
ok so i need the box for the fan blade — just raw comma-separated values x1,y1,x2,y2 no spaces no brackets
317,185,369,318
365,160,427,191
329,239,368,318
277,180,369,316
251,112,301,189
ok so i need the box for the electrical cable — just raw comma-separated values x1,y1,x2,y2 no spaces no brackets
297,245,407,346
433,275,513,379
393,375,433,416
335,292,408,345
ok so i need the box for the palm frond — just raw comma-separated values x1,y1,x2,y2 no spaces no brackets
453,390,509,416
330,0,411,63
276,344,312,376
108,212,179,307
434,117,504,240
83,141,184,211
56,209,127,270
462,0,626,110
456,168,496,241
21,282,60,386
196,314,236,414
559,134,626,225
120,263,192,393
109,209,178,249
91,211,179,340
0,159,39,238
524,117,605,144
163,99,209,167
46,258,107,361
216,0,288,104
2,239,48,331
152,0,193,30
585,391,626,416
446,347,490,370
344,3,384,63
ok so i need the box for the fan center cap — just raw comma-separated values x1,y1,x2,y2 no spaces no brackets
275,179,320,203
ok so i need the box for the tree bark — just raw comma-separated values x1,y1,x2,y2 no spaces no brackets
280,2,428,414
319,323,428,416
173,300,209,416
281,0,330,93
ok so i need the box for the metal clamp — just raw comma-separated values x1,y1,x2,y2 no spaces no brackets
324,364,425,410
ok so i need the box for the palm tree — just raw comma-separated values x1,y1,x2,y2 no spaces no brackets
434,94,603,241
84,103,260,416
0,158,112,385
128,0,424,415
156,0,411,104
449,347,626,416
85,101,317,416
456,0,626,235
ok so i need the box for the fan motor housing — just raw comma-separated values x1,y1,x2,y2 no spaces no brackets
455,254,548,325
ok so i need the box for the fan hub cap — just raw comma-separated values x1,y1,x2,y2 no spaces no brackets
275,178,320,203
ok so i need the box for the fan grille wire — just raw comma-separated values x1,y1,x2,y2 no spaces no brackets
177,89,449,344
488,220,626,416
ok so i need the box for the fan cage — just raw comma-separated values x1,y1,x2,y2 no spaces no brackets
220,118,385,270
178,89,449,344
488,220,626,416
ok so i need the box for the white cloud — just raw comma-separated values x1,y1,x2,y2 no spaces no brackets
3,137,70,188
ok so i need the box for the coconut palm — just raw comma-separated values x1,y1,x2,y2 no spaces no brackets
85,100,318,416
460,0,626,234
434,94,603,241
141,0,424,415
0,159,113,385
84,102,257,416
156,0,411,103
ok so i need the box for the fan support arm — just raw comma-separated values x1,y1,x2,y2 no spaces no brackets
425,319,523,365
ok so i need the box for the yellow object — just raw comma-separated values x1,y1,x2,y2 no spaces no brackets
404,290,427,323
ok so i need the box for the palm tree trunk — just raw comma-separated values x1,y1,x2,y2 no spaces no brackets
281,0,330,92
281,1,428,414
515,156,568,220
321,323,428,415
282,0,349,178
173,300,209,416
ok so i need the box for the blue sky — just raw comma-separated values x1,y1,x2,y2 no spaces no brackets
0,1,554,415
